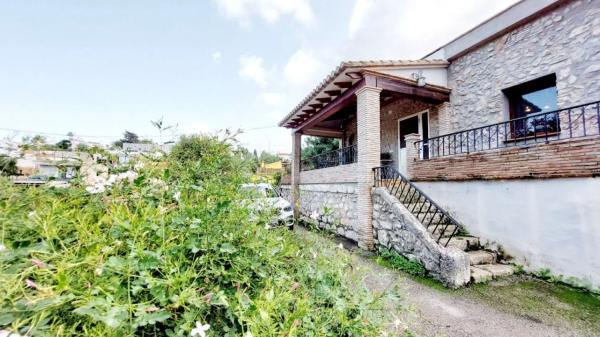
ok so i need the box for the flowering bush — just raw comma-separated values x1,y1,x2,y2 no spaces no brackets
0,135,383,336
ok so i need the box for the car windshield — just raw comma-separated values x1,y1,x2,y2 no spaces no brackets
241,185,277,198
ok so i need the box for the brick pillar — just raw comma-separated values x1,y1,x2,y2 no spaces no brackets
405,133,421,180
437,102,452,135
355,86,382,250
291,132,301,218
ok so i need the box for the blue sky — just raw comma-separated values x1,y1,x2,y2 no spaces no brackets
0,0,517,153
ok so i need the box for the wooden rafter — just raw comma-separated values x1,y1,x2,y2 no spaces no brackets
324,89,341,96
308,103,323,109
333,81,352,89
316,97,332,104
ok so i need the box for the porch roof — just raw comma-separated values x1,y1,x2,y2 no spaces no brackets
279,60,451,132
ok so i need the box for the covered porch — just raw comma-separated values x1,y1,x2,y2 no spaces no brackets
278,60,450,249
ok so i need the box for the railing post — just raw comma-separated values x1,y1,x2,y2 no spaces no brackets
404,133,421,180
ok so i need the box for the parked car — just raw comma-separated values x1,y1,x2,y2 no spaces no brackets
241,183,293,228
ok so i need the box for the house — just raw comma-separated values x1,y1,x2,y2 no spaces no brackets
278,0,600,288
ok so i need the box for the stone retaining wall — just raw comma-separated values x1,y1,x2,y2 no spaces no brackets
372,187,470,288
280,183,358,241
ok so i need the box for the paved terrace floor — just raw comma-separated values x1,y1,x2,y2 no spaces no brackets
295,226,600,337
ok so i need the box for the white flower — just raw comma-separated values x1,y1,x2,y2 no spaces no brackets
173,191,181,202
28,211,36,219
245,332,253,337
0,330,9,337
151,151,163,159
190,321,210,337
0,244,6,252
337,243,344,250
310,210,319,220
134,162,145,171
94,267,103,276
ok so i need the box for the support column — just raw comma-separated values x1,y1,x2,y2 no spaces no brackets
404,133,421,180
355,86,382,250
291,132,302,219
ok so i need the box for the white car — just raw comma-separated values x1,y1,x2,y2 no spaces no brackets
241,183,294,228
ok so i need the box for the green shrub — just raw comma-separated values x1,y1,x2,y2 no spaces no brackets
377,248,426,277
0,135,382,336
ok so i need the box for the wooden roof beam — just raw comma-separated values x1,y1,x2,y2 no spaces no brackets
324,89,341,96
308,103,323,109
316,97,332,104
334,81,352,89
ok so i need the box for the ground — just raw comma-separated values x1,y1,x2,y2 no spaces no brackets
295,226,600,337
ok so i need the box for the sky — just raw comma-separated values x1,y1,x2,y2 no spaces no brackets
0,0,519,153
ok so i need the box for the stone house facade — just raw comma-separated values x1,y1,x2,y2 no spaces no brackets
278,0,600,288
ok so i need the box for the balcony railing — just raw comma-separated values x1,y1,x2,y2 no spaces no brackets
416,101,600,159
301,144,357,171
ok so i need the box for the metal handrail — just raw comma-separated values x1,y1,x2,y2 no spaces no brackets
416,100,600,159
373,166,461,247
301,144,357,171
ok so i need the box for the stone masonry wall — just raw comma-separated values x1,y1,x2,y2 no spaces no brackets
299,163,358,184
445,0,600,133
280,183,359,241
380,97,444,167
410,136,600,181
372,188,470,288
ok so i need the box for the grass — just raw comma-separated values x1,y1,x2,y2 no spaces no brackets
458,276,600,332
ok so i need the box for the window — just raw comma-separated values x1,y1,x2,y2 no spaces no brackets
503,74,559,138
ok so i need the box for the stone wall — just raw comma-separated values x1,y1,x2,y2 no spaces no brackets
409,136,600,181
445,0,600,133
280,183,359,241
300,163,358,184
372,188,470,288
379,98,443,167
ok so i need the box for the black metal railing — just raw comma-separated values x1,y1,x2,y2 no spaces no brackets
416,101,600,159
373,166,461,247
301,144,357,171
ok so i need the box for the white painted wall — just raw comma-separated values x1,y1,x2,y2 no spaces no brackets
415,178,600,289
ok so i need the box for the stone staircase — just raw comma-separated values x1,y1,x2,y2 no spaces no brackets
447,236,515,283
374,167,514,285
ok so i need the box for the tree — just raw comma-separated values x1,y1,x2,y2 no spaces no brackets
258,151,279,164
151,117,177,145
55,139,72,150
113,131,140,148
0,156,18,176
301,137,340,159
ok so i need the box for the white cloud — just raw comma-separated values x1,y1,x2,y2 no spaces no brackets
258,92,285,106
212,51,222,61
239,55,268,87
283,49,322,88
214,0,315,27
344,0,519,59
348,0,375,38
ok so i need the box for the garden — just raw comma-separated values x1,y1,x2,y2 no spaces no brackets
0,135,387,337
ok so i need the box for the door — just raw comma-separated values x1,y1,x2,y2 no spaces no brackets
398,112,428,175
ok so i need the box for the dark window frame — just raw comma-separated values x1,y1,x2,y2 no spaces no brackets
502,74,559,139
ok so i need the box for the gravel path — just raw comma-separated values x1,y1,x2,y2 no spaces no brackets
296,227,595,337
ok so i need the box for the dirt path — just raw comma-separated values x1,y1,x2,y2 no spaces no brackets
295,227,599,337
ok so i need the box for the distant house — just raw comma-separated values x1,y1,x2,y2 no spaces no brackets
15,150,85,178
279,0,600,288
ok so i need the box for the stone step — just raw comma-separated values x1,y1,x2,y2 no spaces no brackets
470,264,515,283
477,264,515,278
470,266,493,283
446,236,480,251
468,250,496,265
427,224,458,237
403,202,430,213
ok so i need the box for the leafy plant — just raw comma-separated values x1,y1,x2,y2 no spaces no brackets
377,248,426,277
0,135,383,336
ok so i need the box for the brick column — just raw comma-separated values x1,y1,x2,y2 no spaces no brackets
291,132,302,219
436,102,452,136
355,86,382,250
404,133,421,180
